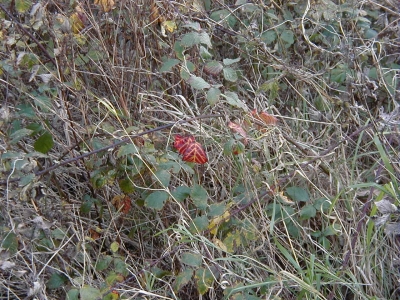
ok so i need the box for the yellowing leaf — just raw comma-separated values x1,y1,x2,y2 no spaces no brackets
94,0,115,12
213,238,228,252
208,210,230,235
15,0,32,13
70,13,85,34
110,241,119,253
161,20,177,33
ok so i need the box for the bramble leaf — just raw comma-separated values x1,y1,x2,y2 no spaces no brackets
144,191,169,210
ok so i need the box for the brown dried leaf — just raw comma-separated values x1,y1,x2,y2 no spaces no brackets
94,0,115,12
251,109,278,125
228,121,248,145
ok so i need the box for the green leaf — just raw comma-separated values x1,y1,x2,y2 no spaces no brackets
204,61,223,75
223,231,241,252
191,184,208,210
51,228,67,240
208,203,226,217
224,91,247,110
66,289,79,300
173,268,193,293
329,64,348,83
314,198,331,212
322,224,340,236
198,31,212,48
190,216,209,232
171,185,191,202
114,257,129,276
119,178,135,193
105,271,124,286
47,273,68,289
223,67,238,82
144,191,169,210
16,103,36,118
195,267,215,295
160,58,181,72
180,32,201,47
187,75,210,90
285,186,310,202
21,6,40,23
151,266,171,279
158,161,181,173
10,128,33,144
34,131,54,154
223,57,240,66
80,286,102,300
20,174,35,187
34,94,52,112
80,196,95,214
261,30,277,45
280,29,295,47
223,139,235,156
95,255,113,271
174,41,185,60
200,46,212,59
210,9,237,28
117,144,139,157
364,28,378,39
299,205,317,220
182,22,201,31
152,169,171,187
206,87,221,105
1,232,18,255
181,252,202,267
180,68,190,80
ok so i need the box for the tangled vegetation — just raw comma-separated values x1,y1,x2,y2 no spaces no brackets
0,0,399,299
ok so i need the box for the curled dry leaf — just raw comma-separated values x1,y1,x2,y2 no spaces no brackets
375,199,398,214
94,0,116,13
251,109,278,125
228,121,248,145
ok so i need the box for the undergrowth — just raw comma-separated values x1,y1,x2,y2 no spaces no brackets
0,0,399,299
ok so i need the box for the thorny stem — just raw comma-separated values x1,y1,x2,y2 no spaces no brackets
1,114,223,185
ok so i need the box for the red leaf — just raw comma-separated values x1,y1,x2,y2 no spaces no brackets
251,109,278,125
182,142,208,164
174,134,196,155
112,195,131,214
228,121,248,145
174,134,208,164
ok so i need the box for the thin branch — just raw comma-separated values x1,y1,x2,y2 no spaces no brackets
0,114,223,185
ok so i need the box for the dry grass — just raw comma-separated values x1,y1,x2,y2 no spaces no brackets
0,0,399,299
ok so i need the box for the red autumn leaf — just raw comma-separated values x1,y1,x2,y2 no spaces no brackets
173,134,208,164
112,195,131,214
228,121,248,145
251,109,278,125
174,134,196,155
182,141,208,164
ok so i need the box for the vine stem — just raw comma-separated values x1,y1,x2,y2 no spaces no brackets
1,114,223,185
